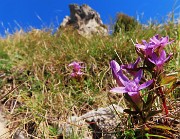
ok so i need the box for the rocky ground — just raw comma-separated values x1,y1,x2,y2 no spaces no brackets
0,110,9,139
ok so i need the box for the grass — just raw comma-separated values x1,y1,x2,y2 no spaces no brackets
0,20,179,138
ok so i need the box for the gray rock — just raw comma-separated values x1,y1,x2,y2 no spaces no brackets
13,130,27,139
59,104,124,138
0,111,9,139
60,4,108,37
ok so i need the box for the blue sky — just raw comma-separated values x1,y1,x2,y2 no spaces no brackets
0,0,179,35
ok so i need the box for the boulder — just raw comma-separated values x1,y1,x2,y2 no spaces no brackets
58,104,124,138
60,4,108,37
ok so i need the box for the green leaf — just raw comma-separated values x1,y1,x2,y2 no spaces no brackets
151,125,176,132
145,133,169,139
160,73,177,86
143,93,154,112
165,80,180,94
146,110,162,120
124,93,141,112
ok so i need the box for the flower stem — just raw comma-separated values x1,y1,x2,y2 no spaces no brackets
159,87,168,115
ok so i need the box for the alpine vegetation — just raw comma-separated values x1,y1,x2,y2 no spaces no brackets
110,34,179,138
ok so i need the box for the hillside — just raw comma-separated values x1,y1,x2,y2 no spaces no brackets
0,21,179,138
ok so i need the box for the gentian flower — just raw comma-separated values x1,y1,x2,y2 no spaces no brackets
150,34,173,53
135,35,173,58
148,50,173,73
110,68,153,108
135,40,154,57
121,57,141,76
68,61,84,78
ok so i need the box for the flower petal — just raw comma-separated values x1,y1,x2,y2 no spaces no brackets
110,60,120,72
159,50,166,61
150,34,160,44
135,44,146,49
134,57,141,68
164,53,173,63
128,91,139,96
148,52,158,64
68,61,77,67
110,87,127,93
110,60,123,86
134,69,143,84
139,80,153,90
117,69,129,86
161,36,168,45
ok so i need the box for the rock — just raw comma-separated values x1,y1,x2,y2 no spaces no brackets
0,111,9,139
13,130,27,139
59,4,108,37
59,104,124,138
60,16,71,27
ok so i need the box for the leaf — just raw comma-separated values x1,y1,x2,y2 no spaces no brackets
124,93,141,112
143,93,154,112
146,110,162,120
160,73,177,86
165,80,180,94
124,109,138,115
151,125,177,132
145,133,170,139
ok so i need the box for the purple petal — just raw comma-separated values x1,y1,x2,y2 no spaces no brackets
70,72,76,77
139,80,153,90
161,36,168,44
159,50,166,61
77,71,83,75
110,87,127,93
68,61,78,67
135,44,146,49
122,57,141,70
110,60,120,73
167,40,174,45
164,53,173,63
148,58,155,65
110,60,124,86
134,69,143,84
142,40,148,45
148,52,158,64
150,36,159,44
128,91,139,96
117,69,129,86
134,57,141,68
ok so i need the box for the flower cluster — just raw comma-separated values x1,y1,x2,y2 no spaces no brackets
110,34,175,120
135,34,173,73
68,61,84,78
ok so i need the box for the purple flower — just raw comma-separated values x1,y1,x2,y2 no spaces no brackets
135,35,173,58
68,61,84,77
135,40,154,57
110,69,153,107
148,50,173,72
150,34,173,53
121,57,141,76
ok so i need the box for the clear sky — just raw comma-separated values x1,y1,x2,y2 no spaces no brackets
0,0,179,35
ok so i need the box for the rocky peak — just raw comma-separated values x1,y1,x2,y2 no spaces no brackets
60,4,108,37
